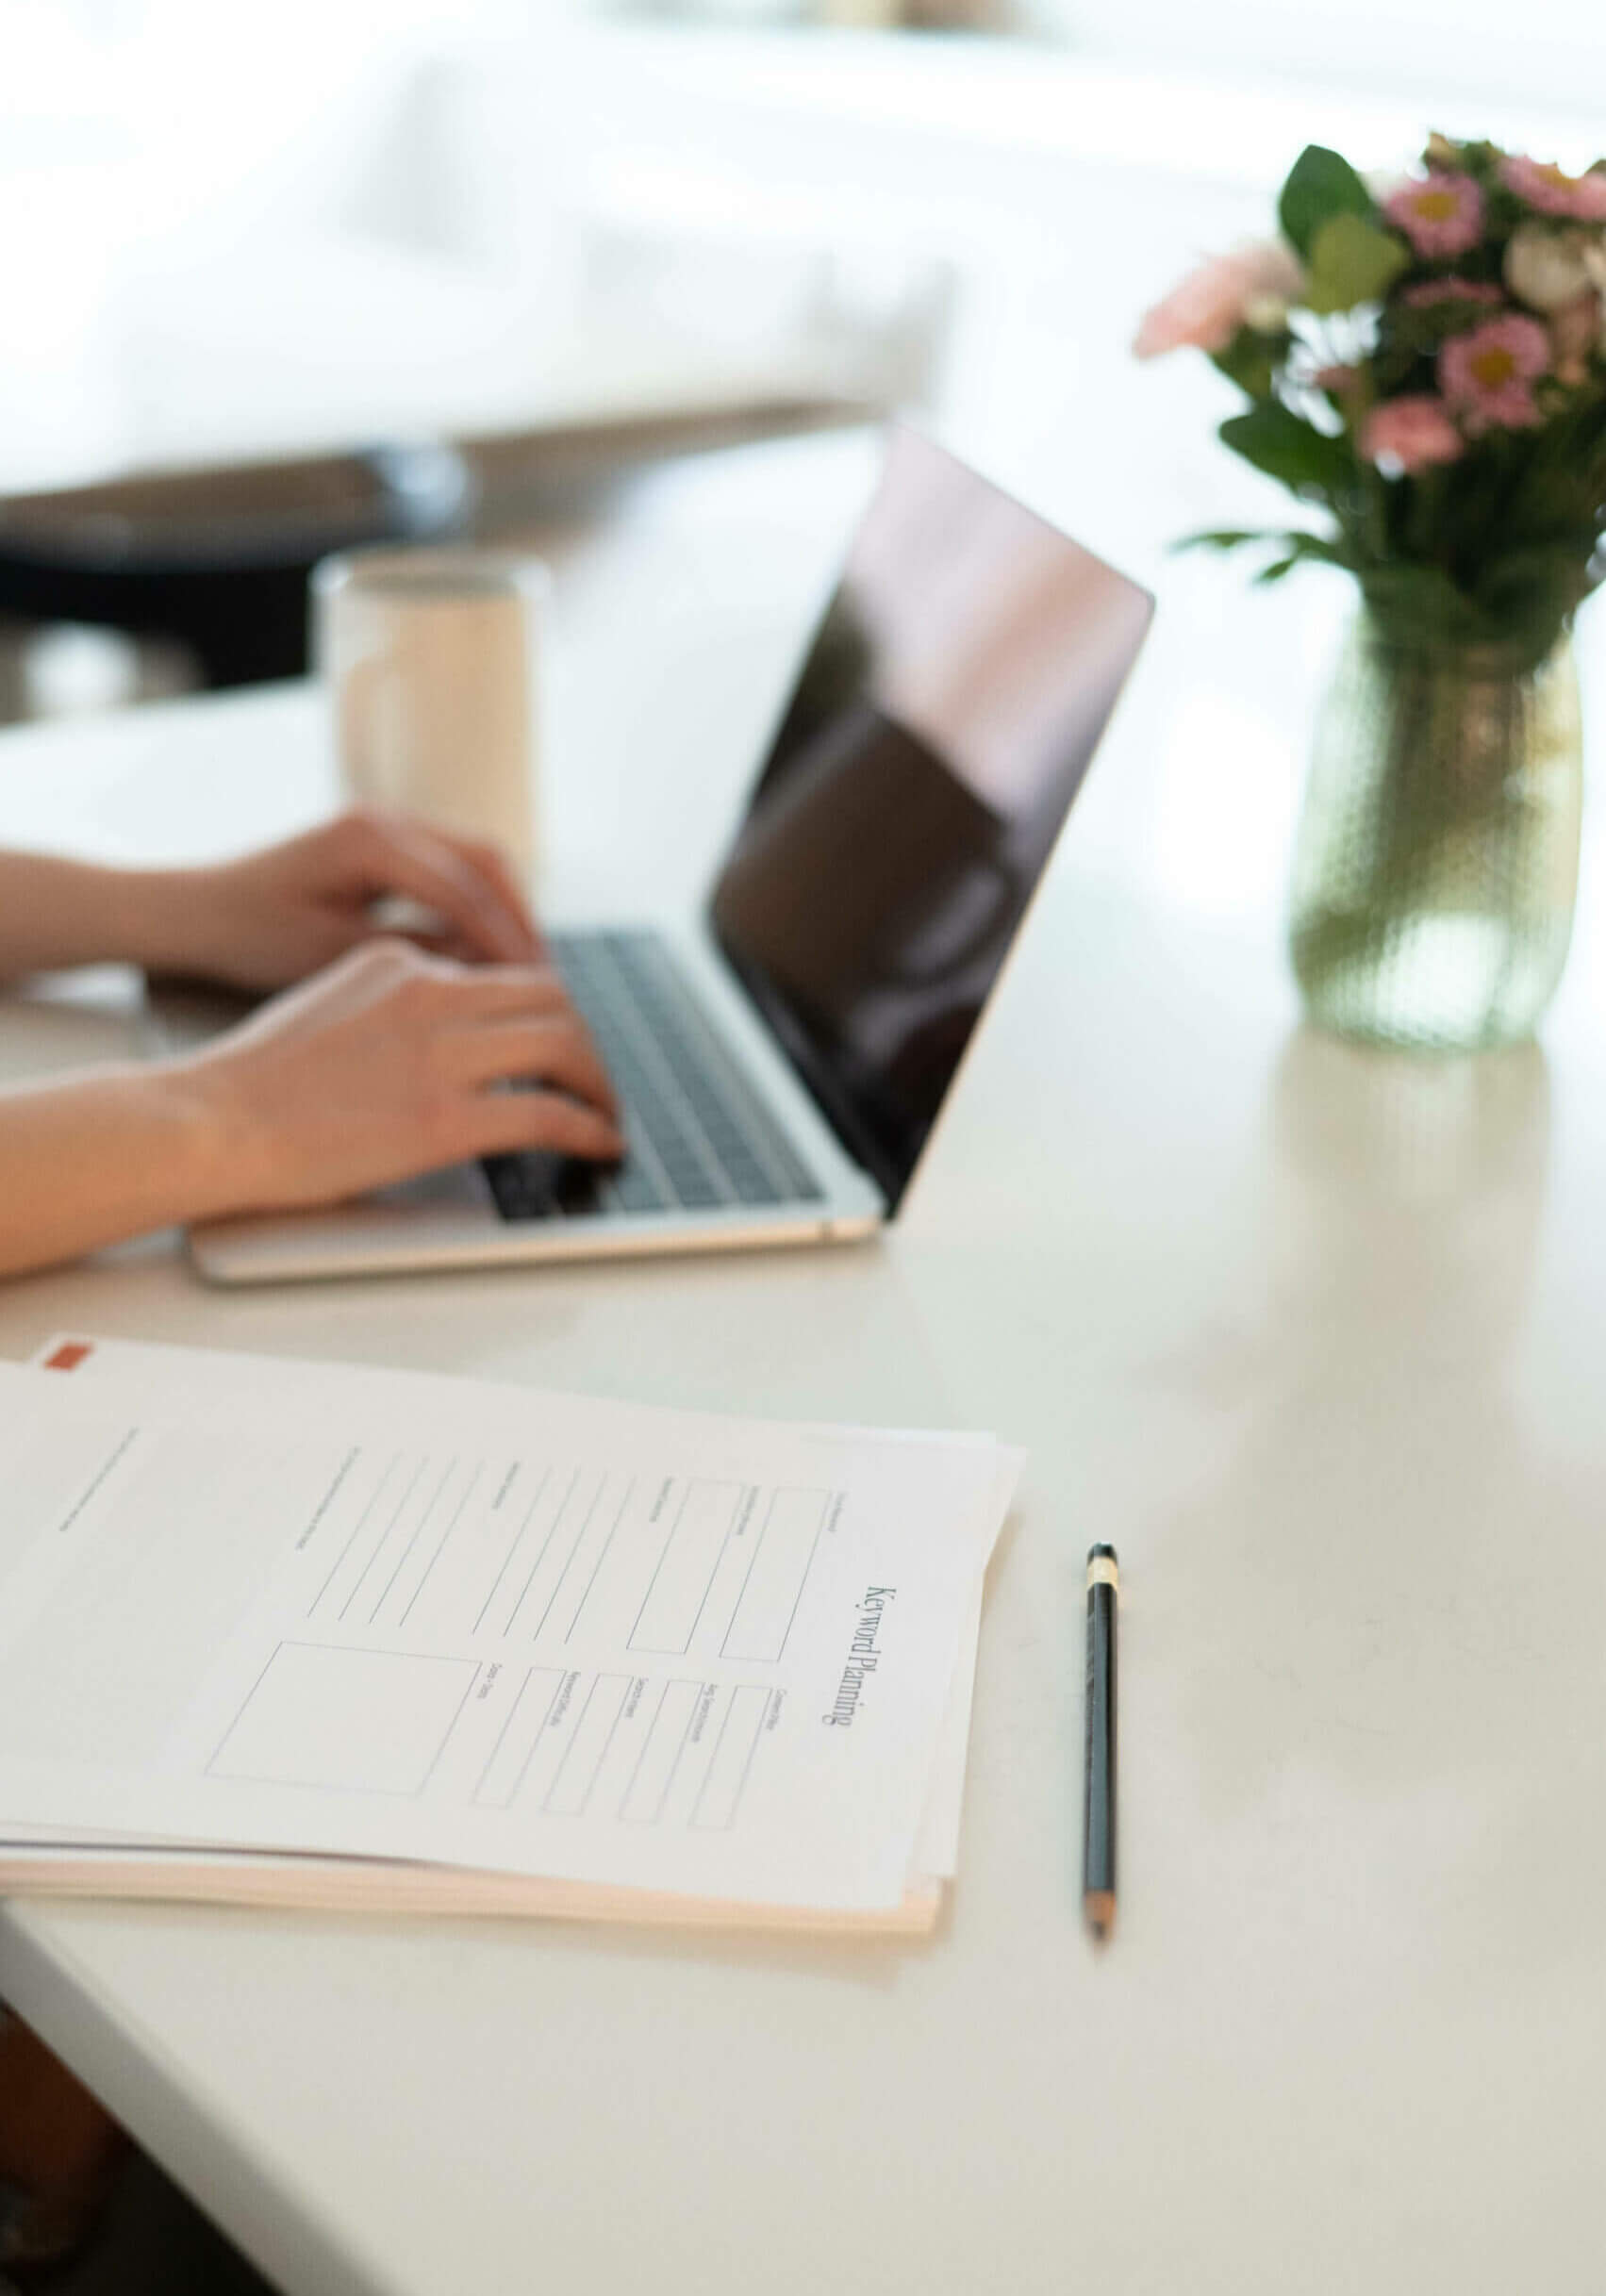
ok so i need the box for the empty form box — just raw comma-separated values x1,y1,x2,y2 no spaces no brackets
474,1666,565,1809
544,1674,631,1815
722,1489,828,1662
691,1685,770,1830
618,1678,702,1824
208,1644,478,1798
631,1481,742,1654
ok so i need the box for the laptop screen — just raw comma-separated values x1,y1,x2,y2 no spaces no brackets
708,428,1153,1210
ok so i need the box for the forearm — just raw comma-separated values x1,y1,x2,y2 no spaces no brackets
0,937,619,1278
0,1065,240,1278
0,854,196,982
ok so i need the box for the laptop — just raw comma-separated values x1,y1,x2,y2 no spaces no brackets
189,428,1153,1283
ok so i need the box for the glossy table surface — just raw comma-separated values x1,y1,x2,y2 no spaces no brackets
2,431,1605,2294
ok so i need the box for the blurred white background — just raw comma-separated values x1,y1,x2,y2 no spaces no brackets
1,0,1603,717
5,0,1603,481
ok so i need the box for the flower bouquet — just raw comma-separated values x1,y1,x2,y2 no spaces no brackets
1136,138,1606,1049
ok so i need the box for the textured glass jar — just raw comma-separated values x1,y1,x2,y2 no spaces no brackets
1289,611,1583,1051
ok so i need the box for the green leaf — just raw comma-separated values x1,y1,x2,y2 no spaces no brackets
1476,544,1595,605
1390,286,1498,338
1280,532,1354,570
1218,403,1355,502
1209,324,1282,399
1303,213,1410,315
1170,528,1279,551
1355,564,1492,648
1171,529,1353,573
1278,144,1375,262
1252,532,1356,582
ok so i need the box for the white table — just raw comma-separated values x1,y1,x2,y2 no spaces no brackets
2,431,1606,2295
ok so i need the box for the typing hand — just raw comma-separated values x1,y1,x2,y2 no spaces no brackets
147,809,543,991
178,938,622,1213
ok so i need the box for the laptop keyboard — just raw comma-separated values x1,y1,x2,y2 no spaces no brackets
481,930,823,1224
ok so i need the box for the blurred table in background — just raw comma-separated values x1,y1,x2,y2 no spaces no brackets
0,401,875,716
1,427,1606,2293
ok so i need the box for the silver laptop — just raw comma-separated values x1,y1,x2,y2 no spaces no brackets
190,428,1153,1283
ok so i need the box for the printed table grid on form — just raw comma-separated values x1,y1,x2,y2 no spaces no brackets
208,1647,777,1834
303,1452,836,1666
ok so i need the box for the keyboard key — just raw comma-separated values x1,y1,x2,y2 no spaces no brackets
484,930,824,1224
612,1161,668,1213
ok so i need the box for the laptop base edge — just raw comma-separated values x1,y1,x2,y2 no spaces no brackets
190,1205,883,1287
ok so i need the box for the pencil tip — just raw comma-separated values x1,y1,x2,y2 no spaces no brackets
1084,1890,1116,1941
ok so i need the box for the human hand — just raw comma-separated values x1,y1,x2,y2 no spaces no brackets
178,937,622,1213
133,810,542,991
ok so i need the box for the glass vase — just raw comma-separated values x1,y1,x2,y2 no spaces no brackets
1289,610,1583,1052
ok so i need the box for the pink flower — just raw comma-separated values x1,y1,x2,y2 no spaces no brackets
1133,240,1303,358
1383,172,1484,257
1501,155,1606,222
1437,313,1550,429
1401,277,1505,307
1360,396,1465,475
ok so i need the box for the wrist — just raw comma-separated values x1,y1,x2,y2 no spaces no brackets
0,1058,251,1279
102,867,217,976
161,1041,280,1217
110,1059,251,1225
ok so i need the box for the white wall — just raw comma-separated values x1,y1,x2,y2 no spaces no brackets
1040,0,1606,122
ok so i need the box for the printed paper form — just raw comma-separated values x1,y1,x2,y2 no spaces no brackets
34,1336,1002,1880
0,1355,1015,1911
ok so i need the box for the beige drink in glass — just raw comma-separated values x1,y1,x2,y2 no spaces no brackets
313,547,550,886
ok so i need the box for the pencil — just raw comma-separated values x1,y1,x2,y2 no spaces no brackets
1082,1544,1118,1941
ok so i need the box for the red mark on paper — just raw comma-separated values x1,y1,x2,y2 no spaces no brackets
44,1342,92,1373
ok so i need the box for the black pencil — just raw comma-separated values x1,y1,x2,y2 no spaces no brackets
1082,1544,1118,1941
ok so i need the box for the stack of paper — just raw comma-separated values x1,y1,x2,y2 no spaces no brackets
0,1340,1018,1936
